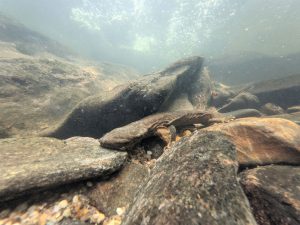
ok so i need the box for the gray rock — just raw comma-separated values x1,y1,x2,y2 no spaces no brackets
287,105,300,113
122,131,257,225
224,108,263,118
219,92,260,113
240,165,300,225
260,103,284,115
42,57,204,139
188,67,213,109
0,137,127,202
247,74,300,108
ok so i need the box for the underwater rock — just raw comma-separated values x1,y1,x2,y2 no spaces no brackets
248,74,300,108
219,92,260,113
211,82,236,108
87,162,149,216
43,56,204,139
267,111,300,125
122,131,257,225
0,137,127,202
205,117,300,167
260,103,284,115
287,105,300,114
186,67,213,109
99,110,213,151
224,108,263,118
240,165,300,225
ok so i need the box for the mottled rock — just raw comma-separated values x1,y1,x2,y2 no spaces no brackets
248,74,300,108
224,109,263,118
42,57,204,139
122,131,257,225
205,118,300,166
240,165,300,225
260,103,284,115
0,137,127,201
87,162,149,216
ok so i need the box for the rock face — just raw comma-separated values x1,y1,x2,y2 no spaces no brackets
205,118,300,167
88,162,149,216
248,74,300,108
0,137,127,202
43,57,204,139
240,165,300,225
122,131,257,225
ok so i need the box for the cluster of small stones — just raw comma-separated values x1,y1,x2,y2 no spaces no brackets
0,194,125,225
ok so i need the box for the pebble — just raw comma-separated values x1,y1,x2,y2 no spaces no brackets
0,194,115,225
86,181,93,187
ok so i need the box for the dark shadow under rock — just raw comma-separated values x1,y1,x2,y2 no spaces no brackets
121,131,257,225
240,165,300,225
87,162,149,216
0,137,127,202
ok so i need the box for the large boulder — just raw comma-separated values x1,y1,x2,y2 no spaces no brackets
247,74,300,108
205,118,300,167
122,131,257,225
240,165,300,225
0,137,127,201
43,57,204,139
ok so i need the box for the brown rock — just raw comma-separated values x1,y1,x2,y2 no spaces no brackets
87,162,149,216
121,131,257,225
205,118,300,166
240,165,300,225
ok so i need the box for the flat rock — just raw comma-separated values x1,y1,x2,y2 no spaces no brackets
122,131,257,225
43,57,204,139
248,74,300,108
287,105,300,113
87,162,149,216
0,137,127,202
205,117,300,166
240,165,300,225
224,109,263,118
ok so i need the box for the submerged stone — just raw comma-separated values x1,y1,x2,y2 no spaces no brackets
0,137,127,202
